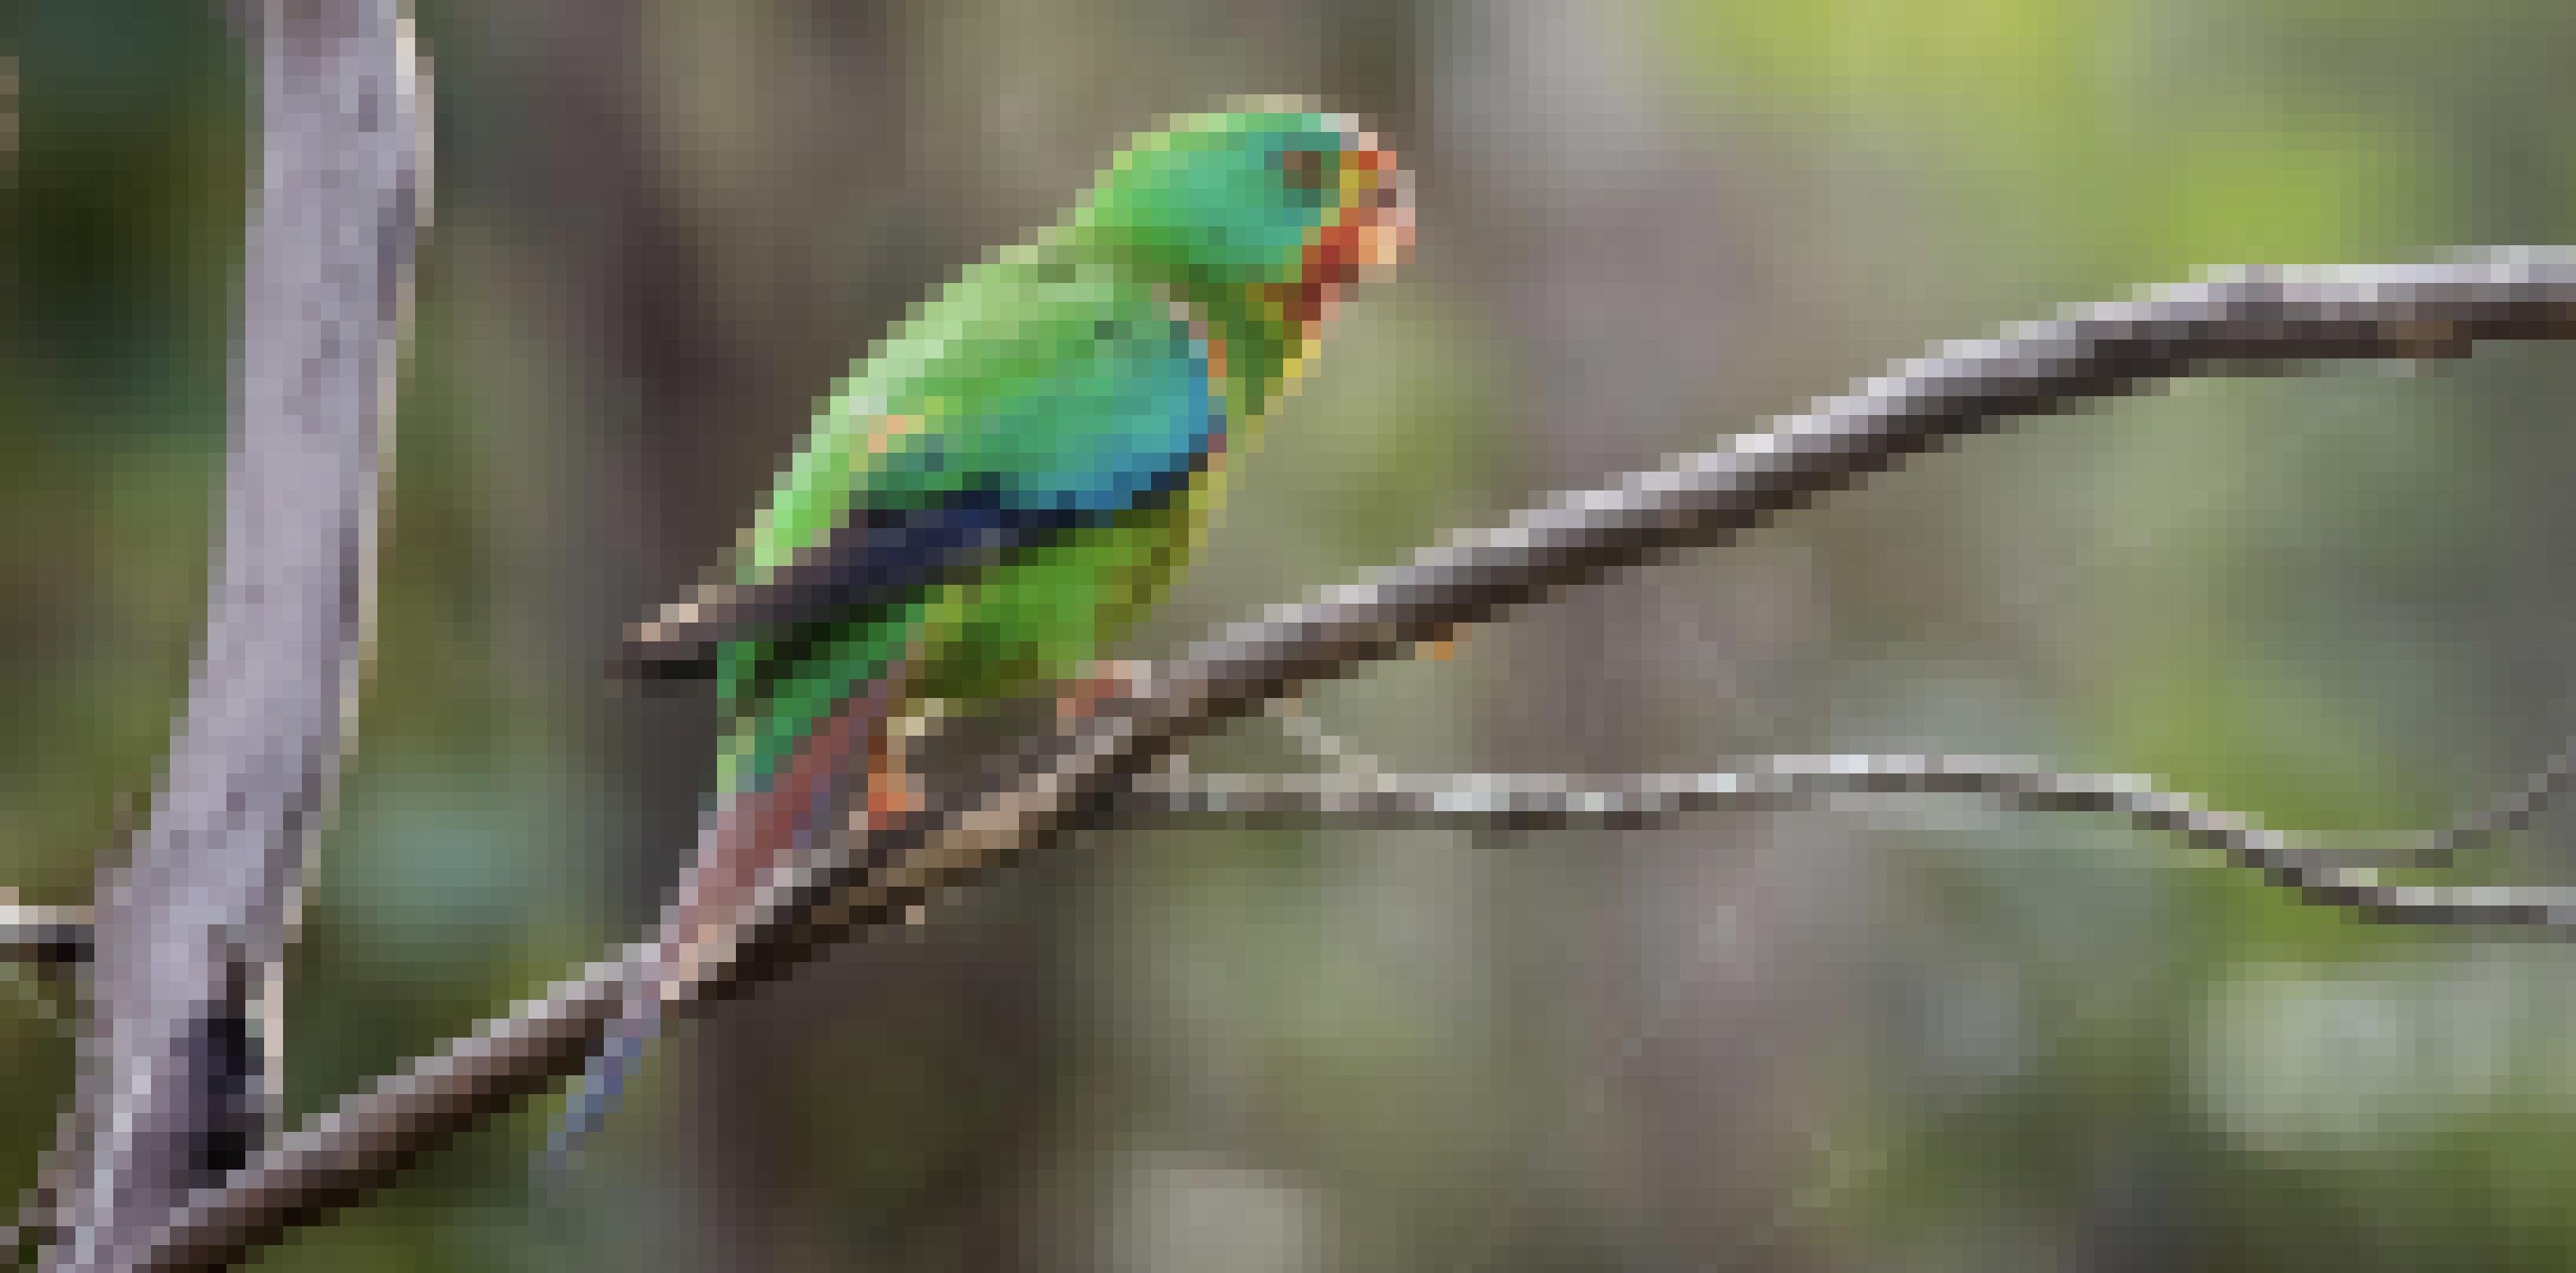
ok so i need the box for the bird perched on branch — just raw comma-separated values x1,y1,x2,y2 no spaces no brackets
555,102,1413,1152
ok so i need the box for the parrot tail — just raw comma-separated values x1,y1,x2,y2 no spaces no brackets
549,663,912,1164
550,968,663,1163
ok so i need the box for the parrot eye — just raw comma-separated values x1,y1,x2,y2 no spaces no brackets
1276,148,1332,198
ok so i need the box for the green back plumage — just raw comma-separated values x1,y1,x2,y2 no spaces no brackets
716,105,1408,798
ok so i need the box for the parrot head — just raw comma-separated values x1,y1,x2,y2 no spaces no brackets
1069,101,1414,334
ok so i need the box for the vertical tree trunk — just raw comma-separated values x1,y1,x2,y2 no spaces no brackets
42,4,421,1269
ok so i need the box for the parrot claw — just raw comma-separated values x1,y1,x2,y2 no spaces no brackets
1055,660,1155,727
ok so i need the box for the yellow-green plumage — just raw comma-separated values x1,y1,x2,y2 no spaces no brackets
559,104,1409,1154
719,256,1226,794
717,106,1410,795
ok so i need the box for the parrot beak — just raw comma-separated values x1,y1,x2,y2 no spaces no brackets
1279,130,1414,336
1346,137,1414,277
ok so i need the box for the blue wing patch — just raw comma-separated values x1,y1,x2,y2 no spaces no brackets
619,298,1220,680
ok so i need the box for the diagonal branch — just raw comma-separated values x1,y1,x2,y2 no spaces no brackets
126,250,2576,1271
2422,736,2576,864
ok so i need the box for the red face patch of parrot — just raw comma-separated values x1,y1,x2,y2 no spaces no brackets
1279,141,1413,335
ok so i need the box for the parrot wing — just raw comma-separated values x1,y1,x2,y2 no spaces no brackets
618,262,1223,681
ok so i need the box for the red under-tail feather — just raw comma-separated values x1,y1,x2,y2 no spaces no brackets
553,669,907,1159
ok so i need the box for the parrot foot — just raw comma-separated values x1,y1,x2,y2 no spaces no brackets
863,711,921,825
1057,661,1201,776
1055,660,1155,727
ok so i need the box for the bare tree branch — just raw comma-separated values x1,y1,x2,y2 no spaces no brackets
123,250,2576,1271
2424,736,2576,864
1120,759,2456,841
0,745,2550,974
37,3,424,1270
0,903,93,970
1113,763,2576,927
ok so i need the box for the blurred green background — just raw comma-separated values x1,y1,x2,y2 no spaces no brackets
8,2,2576,1270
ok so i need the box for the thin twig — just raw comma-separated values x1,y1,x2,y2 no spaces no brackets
1124,760,2485,845
2421,736,2576,865
1116,763,2576,927
0,904,93,969
0,749,2541,973
126,250,2576,1272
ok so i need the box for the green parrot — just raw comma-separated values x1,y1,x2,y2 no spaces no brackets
555,102,1413,1150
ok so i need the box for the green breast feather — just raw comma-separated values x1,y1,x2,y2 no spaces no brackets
700,105,1411,799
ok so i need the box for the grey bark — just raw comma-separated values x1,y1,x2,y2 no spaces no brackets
40,3,423,1269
